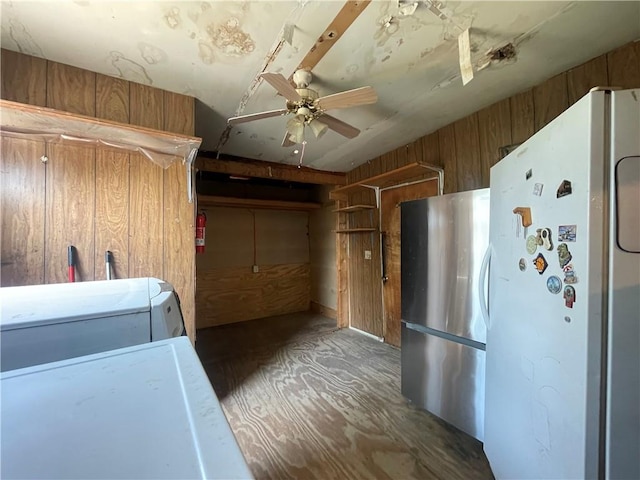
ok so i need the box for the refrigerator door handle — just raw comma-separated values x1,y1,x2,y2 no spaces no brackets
478,245,491,330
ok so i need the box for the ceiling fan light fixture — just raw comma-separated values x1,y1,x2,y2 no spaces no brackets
309,118,328,139
286,115,305,144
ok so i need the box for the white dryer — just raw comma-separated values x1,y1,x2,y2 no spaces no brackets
1,337,253,479
1,277,185,371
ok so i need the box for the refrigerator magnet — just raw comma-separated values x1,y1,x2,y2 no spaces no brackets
526,169,533,180
546,276,562,294
526,235,538,254
563,264,579,284
557,243,572,268
533,183,544,196
558,225,577,242
519,258,527,271
563,285,576,308
557,180,572,198
541,228,553,250
533,253,548,274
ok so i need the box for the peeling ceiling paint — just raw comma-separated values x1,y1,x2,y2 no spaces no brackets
1,1,639,172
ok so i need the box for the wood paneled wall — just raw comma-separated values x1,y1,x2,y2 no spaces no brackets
0,49,197,341
196,206,311,328
344,40,640,338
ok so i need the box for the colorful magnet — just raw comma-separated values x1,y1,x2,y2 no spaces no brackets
526,235,538,254
557,243,572,268
519,258,527,271
563,263,579,284
533,253,548,275
558,225,577,242
557,180,572,198
533,183,544,196
563,285,576,308
546,275,562,294
541,228,553,250
526,169,533,180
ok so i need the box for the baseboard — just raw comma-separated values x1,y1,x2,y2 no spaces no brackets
310,301,337,319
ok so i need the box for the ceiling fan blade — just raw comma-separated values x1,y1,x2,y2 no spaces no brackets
260,72,302,103
321,114,361,139
316,86,377,111
227,109,289,125
281,131,296,147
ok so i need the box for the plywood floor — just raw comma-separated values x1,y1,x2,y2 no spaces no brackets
196,312,494,480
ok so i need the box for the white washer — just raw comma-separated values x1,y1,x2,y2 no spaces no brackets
1,337,253,479
1,278,185,371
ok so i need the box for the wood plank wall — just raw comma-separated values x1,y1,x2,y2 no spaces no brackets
344,40,640,338
195,206,311,328
0,49,197,341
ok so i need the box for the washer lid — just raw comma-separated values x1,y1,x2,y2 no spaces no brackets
0,278,152,330
0,337,252,479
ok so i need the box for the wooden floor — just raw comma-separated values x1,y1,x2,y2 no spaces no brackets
196,312,494,480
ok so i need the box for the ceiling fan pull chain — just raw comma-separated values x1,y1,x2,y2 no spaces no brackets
298,141,307,168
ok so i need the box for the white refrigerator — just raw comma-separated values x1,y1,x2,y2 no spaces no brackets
482,89,639,479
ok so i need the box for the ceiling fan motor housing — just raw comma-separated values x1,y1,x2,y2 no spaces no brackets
287,88,320,120
293,69,313,88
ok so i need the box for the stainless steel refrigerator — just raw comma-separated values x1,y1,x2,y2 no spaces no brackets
400,188,489,441
484,88,639,479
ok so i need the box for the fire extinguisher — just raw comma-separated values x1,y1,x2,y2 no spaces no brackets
196,211,207,254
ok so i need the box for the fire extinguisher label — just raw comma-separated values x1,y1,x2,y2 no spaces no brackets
195,228,205,246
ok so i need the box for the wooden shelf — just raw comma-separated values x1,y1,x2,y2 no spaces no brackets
333,204,376,213
0,99,201,166
330,161,439,200
334,228,377,233
198,195,320,211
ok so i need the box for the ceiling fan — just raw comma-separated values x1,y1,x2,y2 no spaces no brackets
227,70,378,147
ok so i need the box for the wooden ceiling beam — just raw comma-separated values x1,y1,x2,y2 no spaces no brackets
195,155,346,185
290,0,372,78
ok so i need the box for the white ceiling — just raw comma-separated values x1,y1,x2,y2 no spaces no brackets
2,1,639,172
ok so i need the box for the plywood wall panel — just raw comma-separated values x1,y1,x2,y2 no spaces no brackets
0,137,46,286
607,41,640,89
407,138,423,166
96,74,130,123
163,90,196,340
567,55,609,105
421,132,440,167
46,61,96,116
44,144,95,284
478,99,512,185
163,91,195,135
0,48,46,106
94,149,129,280
348,230,383,337
335,201,349,328
510,89,535,145
256,210,309,265
163,161,195,340
438,125,457,194
197,264,310,328
533,73,569,132
197,207,254,269
453,114,482,191
128,154,164,279
130,83,163,129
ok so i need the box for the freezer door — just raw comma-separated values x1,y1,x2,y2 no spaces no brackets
484,91,607,479
401,189,489,343
606,89,640,480
401,322,485,441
